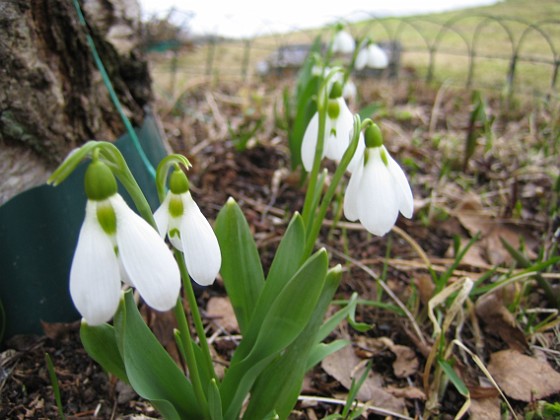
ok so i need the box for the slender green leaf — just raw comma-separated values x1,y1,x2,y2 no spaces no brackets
208,379,223,420
306,340,351,371
342,361,371,418
214,198,265,334
243,266,342,419
113,291,203,419
234,212,306,362
80,322,128,383
438,359,469,397
316,293,359,343
220,250,329,419
45,353,65,420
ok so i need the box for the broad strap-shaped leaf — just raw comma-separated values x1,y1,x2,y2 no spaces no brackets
220,249,329,419
243,266,343,419
207,379,223,420
233,212,306,362
113,291,203,419
214,198,265,334
80,322,128,383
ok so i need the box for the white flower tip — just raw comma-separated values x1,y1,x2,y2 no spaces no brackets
401,205,414,219
226,197,237,206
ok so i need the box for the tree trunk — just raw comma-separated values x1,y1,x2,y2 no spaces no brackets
0,0,152,204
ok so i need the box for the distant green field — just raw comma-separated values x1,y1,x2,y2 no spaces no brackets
148,0,560,96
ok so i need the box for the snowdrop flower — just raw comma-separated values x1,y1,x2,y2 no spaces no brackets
332,29,355,54
154,167,221,286
71,159,181,325
342,79,357,102
301,83,356,172
355,43,389,70
344,124,413,236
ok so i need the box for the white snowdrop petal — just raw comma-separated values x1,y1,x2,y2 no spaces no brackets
386,150,414,219
180,193,222,286
325,98,355,162
343,80,357,101
368,44,389,69
343,157,363,222
333,30,355,54
355,49,368,70
168,229,184,252
70,201,121,325
358,152,400,236
301,113,320,172
112,195,180,312
346,132,365,174
153,193,171,238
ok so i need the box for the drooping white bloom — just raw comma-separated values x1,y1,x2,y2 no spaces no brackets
301,97,355,172
355,43,389,70
154,190,221,287
332,30,355,54
342,79,357,102
344,145,413,236
71,194,181,325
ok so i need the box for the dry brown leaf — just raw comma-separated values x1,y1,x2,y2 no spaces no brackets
469,397,501,420
386,385,426,400
40,320,79,340
206,296,239,333
143,307,181,364
475,293,529,352
451,192,537,265
415,273,435,306
444,235,489,268
488,349,560,401
321,345,405,412
356,336,419,378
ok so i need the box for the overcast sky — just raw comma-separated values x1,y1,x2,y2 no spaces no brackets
138,0,500,38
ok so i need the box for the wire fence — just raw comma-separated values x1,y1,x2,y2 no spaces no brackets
148,12,560,98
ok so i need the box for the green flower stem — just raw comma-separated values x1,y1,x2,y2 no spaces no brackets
175,249,217,383
95,143,157,227
345,37,369,85
173,298,209,416
301,102,327,229
302,115,362,260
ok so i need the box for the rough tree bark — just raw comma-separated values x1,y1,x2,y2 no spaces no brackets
0,0,152,204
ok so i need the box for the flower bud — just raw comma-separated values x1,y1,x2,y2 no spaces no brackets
84,160,117,201
364,124,383,148
169,167,189,194
329,81,343,99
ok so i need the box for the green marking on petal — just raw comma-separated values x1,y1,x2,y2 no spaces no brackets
168,195,184,218
380,148,389,166
97,201,117,235
327,99,340,119
169,228,180,239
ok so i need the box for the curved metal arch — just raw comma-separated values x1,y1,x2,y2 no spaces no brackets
354,12,393,42
429,19,471,86
470,16,518,90
393,18,433,50
516,19,560,90
516,19,558,58
471,15,516,57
